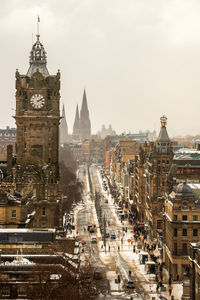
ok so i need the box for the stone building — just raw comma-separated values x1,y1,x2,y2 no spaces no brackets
0,229,78,299
11,33,62,229
164,182,200,280
189,242,200,300
144,116,173,238
168,148,200,190
129,116,173,238
0,127,16,161
97,124,116,139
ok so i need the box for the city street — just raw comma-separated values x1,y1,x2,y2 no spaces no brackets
75,164,182,300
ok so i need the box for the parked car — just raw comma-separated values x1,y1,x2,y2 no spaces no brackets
105,199,108,204
110,233,116,239
105,233,110,238
126,281,135,289
91,236,97,244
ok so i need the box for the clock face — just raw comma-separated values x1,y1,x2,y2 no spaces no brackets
30,94,45,109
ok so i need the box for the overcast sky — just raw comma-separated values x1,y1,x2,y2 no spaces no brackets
1,0,200,136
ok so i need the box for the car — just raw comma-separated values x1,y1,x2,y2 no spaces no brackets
110,233,116,239
126,281,135,289
91,236,97,244
89,228,95,233
105,233,110,238
105,199,108,204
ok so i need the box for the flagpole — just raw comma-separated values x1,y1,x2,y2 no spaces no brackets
37,15,40,36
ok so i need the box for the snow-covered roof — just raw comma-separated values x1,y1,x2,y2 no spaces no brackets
5,257,34,265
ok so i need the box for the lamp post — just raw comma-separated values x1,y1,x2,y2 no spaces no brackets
0,249,2,264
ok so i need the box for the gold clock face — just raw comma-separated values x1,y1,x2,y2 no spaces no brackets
30,94,45,109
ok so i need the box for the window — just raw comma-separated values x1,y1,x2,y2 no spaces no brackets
42,207,46,216
183,229,187,236
193,215,198,221
183,202,187,208
174,228,178,237
2,287,10,297
174,243,177,255
193,229,198,237
182,215,187,221
18,286,27,296
11,210,16,218
182,243,187,255
173,215,178,221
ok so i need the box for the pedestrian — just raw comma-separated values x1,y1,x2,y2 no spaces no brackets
176,273,179,281
129,270,131,277
108,245,110,252
118,246,120,251
160,273,163,281
169,287,172,296
169,276,172,286
155,273,158,282
156,283,159,293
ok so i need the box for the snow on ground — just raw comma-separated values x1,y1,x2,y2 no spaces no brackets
106,271,123,292
97,168,183,300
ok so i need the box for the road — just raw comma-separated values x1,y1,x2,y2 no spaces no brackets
76,164,149,299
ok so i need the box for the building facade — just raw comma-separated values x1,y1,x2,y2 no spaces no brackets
164,182,200,280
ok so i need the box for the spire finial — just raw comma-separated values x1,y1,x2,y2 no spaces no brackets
36,15,40,41
160,115,167,127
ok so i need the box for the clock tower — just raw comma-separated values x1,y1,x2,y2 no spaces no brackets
15,34,60,175
14,33,62,229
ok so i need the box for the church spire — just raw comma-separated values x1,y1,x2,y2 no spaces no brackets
59,104,68,144
62,104,66,119
79,89,91,140
80,89,89,120
73,104,80,137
